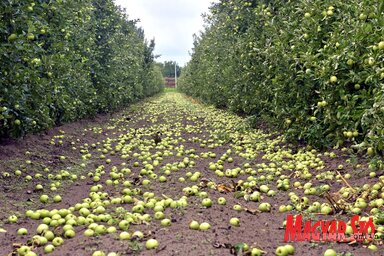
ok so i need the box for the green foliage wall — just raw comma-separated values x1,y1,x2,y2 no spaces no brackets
0,0,164,138
179,0,384,155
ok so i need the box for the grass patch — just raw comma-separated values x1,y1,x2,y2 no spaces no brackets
164,87,178,93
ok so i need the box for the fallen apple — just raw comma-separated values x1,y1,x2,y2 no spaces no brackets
258,202,271,212
53,195,62,203
40,195,49,203
201,198,213,207
145,238,159,249
44,244,55,253
92,251,106,256
119,231,131,240
284,244,295,255
161,218,171,227
189,220,200,230
17,246,31,256
229,217,240,226
8,215,18,223
17,228,28,236
199,222,211,231
275,246,288,256
323,249,337,256
233,204,242,211
52,237,64,247
250,247,262,256
217,197,227,205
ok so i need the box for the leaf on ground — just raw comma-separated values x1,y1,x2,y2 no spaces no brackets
243,206,261,214
198,178,211,188
12,243,23,248
231,243,247,255
212,241,232,249
217,184,234,193
233,191,245,198
155,245,167,253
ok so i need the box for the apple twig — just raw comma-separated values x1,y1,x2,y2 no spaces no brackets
336,171,355,192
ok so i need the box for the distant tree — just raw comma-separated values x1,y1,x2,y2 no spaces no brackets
159,61,181,77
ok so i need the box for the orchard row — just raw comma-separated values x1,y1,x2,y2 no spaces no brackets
0,0,164,138
179,0,384,158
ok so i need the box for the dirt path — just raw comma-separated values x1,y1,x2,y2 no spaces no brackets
0,92,383,256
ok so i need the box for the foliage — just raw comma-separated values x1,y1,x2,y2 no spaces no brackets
157,61,181,77
179,0,384,155
0,0,164,138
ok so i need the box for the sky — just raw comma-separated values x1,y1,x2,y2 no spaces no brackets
113,0,218,66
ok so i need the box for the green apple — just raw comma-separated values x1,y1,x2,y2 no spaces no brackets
30,211,41,220
320,205,332,215
64,229,75,238
378,41,384,50
233,204,242,211
8,215,18,223
8,33,17,42
132,230,144,239
84,229,94,237
199,222,211,231
92,251,106,256
44,230,55,241
189,220,199,230
275,246,288,256
52,237,63,247
284,244,295,254
153,205,164,212
25,251,37,256
17,228,28,235
161,218,171,227
145,239,159,249
250,192,261,201
79,208,90,217
217,197,227,205
278,205,287,213
118,220,130,230
189,175,198,182
250,248,262,256
260,185,269,193
44,244,55,253
119,231,131,240
201,198,212,207
36,224,49,234
367,244,378,251
35,184,43,190
107,226,117,233
17,245,31,256
154,211,165,220
53,195,62,203
323,249,337,256
258,202,271,212
62,224,73,232
229,217,240,226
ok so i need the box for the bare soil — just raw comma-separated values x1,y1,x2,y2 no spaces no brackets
0,92,383,256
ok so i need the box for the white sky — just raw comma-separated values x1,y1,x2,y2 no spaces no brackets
113,0,217,66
